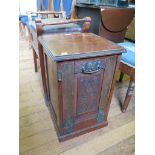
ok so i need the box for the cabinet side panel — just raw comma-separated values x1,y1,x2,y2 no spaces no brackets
99,55,117,120
61,62,75,123
47,57,59,126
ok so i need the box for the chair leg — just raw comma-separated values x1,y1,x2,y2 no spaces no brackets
27,29,32,49
32,48,38,72
25,26,29,37
22,23,25,33
122,80,135,113
38,44,49,105
119,72,124,82
19,21,22,32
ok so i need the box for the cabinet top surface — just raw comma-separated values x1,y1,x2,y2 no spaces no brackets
39,33,125,61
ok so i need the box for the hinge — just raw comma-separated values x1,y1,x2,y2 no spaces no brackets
57,71,62,82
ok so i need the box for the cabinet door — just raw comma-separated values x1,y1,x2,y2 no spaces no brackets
58,56,117,134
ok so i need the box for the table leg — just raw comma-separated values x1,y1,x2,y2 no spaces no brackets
32,48,38,72
119,72,124,82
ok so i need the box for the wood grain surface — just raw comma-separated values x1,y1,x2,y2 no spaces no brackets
39,33,125,61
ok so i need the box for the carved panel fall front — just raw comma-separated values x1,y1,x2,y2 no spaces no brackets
39,32,124,141
57,56,116,134
76,74,101,115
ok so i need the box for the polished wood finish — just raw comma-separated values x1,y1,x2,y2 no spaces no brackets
38,32,125,141
75,4,135,42
99,7,135,42
38,33,124,60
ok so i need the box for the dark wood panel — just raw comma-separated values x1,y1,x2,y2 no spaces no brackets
99,56,117,121
74,70,104,122
45,55,121,140
76,73,101,115
46,56,60,127
59,62,75,134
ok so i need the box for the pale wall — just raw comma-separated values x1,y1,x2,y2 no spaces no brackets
19,0,37,15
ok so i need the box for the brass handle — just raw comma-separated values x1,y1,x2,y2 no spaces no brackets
82,61,102,74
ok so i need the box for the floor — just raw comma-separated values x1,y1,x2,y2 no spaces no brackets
19,32,135,155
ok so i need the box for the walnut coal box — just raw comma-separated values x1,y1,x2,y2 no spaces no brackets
38,33,125,141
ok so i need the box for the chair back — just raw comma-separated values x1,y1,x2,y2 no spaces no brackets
37,0,42,11
27,11,66,26
42,0,48,11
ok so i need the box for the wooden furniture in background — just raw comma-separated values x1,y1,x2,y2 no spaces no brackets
27,11,64,47
125,17,135,41
31,17,91,102
26,11,65,19
38,32,125,141
28,11,67,101
74,4,135,112
28,11,67,70
76,0,129,7
71,0,77,18
75,4,135,43
37,0,51,11
118,42,135,112
99,7,134,43
119,66,135,113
